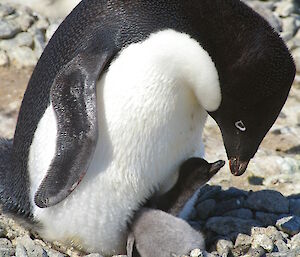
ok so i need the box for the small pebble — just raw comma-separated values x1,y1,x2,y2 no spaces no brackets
190,248,204,257
216,239,233,256
0,20,21,39
290,232,300,249
0,238,15,257
0,5,15,18
0,49,9,66
252,234,274,252
274,239,289,252
235,233,252,248
276,216,300,236
244,246,266,257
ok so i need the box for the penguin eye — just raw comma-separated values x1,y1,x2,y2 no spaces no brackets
235,120,246,132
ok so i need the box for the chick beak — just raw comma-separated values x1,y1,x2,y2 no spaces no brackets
209,160,226,177
229,158,249,176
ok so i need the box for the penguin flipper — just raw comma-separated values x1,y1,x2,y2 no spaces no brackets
34,43,115,208
0,138,32,218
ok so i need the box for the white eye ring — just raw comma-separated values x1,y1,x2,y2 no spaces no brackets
235,120,246,132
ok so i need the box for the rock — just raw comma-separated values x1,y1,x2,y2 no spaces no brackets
205,251,218,257
246,190,289,214
235,233,252,247
290,232,300,249
292,47,300,73
0,49,9,66
243,247,265,257
274,239,289,253
282,17,297,36
33,29,46,58
188,221,205,231
214,198,245,216
16,244,28,257
46,23,59,41
254,7,283,32
8,46,37,67
255,212,280,227
252,234,274,252
45,249,65,257
206,216,261,235
290,199,300,216
276,216,300,236
0,32,33,51
230,245,250,257
0,4,15,18
281,31,294,42
34,17,50,31
275,1,295,17
15,14,35,32
215,239,233,256
243,0,274,11
196,185,222,204
223,208,253,219
0,238,15,257
215,187,248,201
0,20,21,39
251,226,284,242
265,226,285,242
190,248,205,257
16,236,47,257
196,199,216,219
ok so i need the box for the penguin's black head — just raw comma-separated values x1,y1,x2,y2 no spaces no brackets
208,28,295,176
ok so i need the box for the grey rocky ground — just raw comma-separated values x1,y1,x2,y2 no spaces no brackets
0,0,299,256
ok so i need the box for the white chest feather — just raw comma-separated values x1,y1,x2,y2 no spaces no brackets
28,29,220,255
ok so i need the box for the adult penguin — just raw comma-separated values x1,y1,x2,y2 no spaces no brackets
0,0,295,255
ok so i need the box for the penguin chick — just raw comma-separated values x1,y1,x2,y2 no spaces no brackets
127,208,205,257
150,158,225,216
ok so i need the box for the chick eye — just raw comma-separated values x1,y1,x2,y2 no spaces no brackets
235,120,246,132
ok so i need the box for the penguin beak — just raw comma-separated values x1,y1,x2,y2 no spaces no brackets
229,157,249,176
209,160,226,177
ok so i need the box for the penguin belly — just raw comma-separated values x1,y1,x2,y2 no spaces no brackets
28,30,219,255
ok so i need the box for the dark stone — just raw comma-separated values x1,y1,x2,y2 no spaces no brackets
290,199,300,216
188,221,205,231
205,216,261,235
196,185,222,204
214,197,245,216
276,216,300,236
223,208,253,219
214,187,248,201
256,212,280,226
246,190,289,214
196,199,216,220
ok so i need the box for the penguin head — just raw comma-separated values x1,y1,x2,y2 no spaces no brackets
207,29,295,176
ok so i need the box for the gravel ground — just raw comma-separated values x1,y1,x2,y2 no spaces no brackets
0,0,299,256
